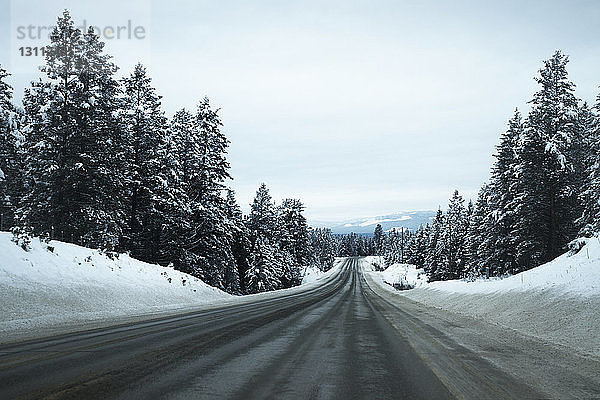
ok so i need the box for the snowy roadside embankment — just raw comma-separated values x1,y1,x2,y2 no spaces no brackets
0,232,231,342
378,263,428,289
301,265,329,285
365,239,600,357
0,233,343,344
362,255,385,270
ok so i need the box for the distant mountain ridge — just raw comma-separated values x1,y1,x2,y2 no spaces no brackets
310,211,436,235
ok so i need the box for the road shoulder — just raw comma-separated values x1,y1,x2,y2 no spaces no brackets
362,263,600,400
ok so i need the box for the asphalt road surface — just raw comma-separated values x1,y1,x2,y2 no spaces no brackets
0,258,549,399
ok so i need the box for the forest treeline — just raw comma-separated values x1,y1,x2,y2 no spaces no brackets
0,11,336,295
339,50,600,282
3,13,599,288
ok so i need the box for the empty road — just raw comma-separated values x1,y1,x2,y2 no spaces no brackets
0,258,552,399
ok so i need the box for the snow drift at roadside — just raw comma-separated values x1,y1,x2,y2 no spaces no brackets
366,238,600,357
0,233,344,344
0,232,231,342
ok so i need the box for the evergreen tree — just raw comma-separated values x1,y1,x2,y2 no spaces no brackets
155,119,192,268
0,64,20,231
383,227,411,266
308,228,335,271
120,63,171,262
409,226,428,269
465,185,491,277
183,98,235,290
383,228,400,266
246,236,282,293
164,108,197,270
278,198,309,286
18,11,122,249
373,224,384,255
224,189,249,294
246,184,284,292
75,26,124,250
400,229,413,263
425,209,444,281
513,51,580,268
484,110,523,275
577,100,600,236
436,190,468,280
19,12,84,243
248,183,278,242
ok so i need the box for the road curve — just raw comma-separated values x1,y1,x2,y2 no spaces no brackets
0,258,543,399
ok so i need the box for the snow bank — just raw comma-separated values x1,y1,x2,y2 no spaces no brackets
0,232,233,342
362,255,385,271
365,238,600,357
421,237,600,297
301,265,328,285
0,233,344,344
379,264,428,289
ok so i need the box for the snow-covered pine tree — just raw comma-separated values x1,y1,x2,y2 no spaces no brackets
365,235,371,256
409,225,428,269
484,110,523,275
19,12,85,243
436,190,468,280
120,63,173,262
147,108,188,269
166,107,209,273
513,51,581,268
425,208,444,281
576,100,600,236
373,224,384,255
246,236,282,293
247,183,278,243
308,227,335,271
278,198,309,287
75,26,124,250
155,116,192,268
169,108,196,187
171,98,235,290
15,80,51,246
461,200,474,272
0,64,21,232
246,183,283,293
383,228,400,266
166,108,201,268
342,233,356,256
400,229,414,264
0,64,12,130
193,98,231,212
18,11,122,249
223,189,248,294
355,234,365,256
571,102,597,194
338,233,350,256
167,103,240,293
512,125,547,269
464,185,491,277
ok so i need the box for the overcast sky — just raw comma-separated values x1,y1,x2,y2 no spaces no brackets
2,0,600,221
